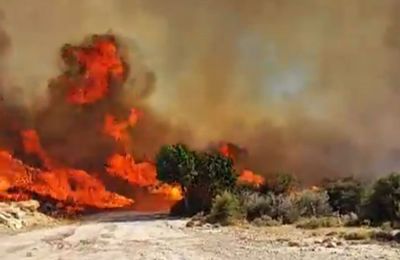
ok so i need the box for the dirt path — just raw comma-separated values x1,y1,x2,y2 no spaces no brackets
0,212,399,260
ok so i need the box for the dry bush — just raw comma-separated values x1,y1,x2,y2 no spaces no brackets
261,172,297,195
295,190,332,217
296,216,342,229
342,230,372,241
239,191,299,224
251,215,282,227
239,191,274,221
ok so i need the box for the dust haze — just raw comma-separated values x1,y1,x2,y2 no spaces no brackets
0,0,399,183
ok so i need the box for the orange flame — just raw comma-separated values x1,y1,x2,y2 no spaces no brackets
64,36,125,105
106,153,157,187
238,170,265,187
0,34,183,215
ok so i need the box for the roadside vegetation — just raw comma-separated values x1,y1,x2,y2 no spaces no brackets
156,143,400,237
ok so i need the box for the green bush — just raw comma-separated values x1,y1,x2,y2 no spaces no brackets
363,173,400,224
323,177,365,214
295,190,332,217
156,144,198,188
207,191,242,226
261,172,297,195
156,144,238,215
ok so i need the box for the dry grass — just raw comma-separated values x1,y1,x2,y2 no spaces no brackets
296,217,342,229
342,230,372,241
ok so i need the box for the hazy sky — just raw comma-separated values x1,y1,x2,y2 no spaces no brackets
1,0,400,181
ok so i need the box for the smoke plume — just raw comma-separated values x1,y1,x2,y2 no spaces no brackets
1,0,400,183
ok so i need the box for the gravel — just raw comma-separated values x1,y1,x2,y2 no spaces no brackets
0,212,399,260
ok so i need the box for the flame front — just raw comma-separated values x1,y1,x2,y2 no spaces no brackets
64,36,125,105
238,170,265,187
0,34,182,214
219,142,265,187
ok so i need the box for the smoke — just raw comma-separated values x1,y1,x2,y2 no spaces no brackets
0,0,400,183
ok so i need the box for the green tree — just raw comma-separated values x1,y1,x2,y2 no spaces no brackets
364,173,400,224
156,144,238,215
156,144,198,190
197,153,237,196
323,177,364,214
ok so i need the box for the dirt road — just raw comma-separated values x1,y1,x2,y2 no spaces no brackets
0,212,399,260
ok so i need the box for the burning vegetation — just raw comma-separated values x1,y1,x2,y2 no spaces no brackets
0,33,263,216
0,32,399,232
0,34,186,215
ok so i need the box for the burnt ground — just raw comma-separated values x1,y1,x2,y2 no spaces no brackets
0,211,399,260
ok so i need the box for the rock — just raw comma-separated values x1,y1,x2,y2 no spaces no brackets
18,200,40,212
0,200,55,231
0,211,23,230
322,238,332,243
325,241,336,248
14,210,26,219
186,220,196,228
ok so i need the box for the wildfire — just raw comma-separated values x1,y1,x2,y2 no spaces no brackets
238,170,265,187
106,153,157,187
63,35,126,105
219,142,265,187
0,33,265,216
0,34,182,215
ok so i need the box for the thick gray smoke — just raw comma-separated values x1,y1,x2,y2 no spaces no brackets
1,0,400,183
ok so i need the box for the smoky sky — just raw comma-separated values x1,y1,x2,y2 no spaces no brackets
1,0,400,183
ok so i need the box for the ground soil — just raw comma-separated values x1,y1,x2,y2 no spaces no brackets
0,211,399,260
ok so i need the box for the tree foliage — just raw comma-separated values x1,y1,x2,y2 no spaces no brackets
364,173,400,223
323,177,364,214
261,172,297,195
156,144,238,214
156,144,198,189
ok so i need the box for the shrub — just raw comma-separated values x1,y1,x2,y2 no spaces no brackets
239,191,299,224
342,230,372,241
251,215,281,227
296,216,342,229
363,173,400,224
323,177,365,214
295,190,332,217
341,212,360,227
273,194,300,224
156,144,237,215
261,172,297,195
207,191,241,226
240,191,274,221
